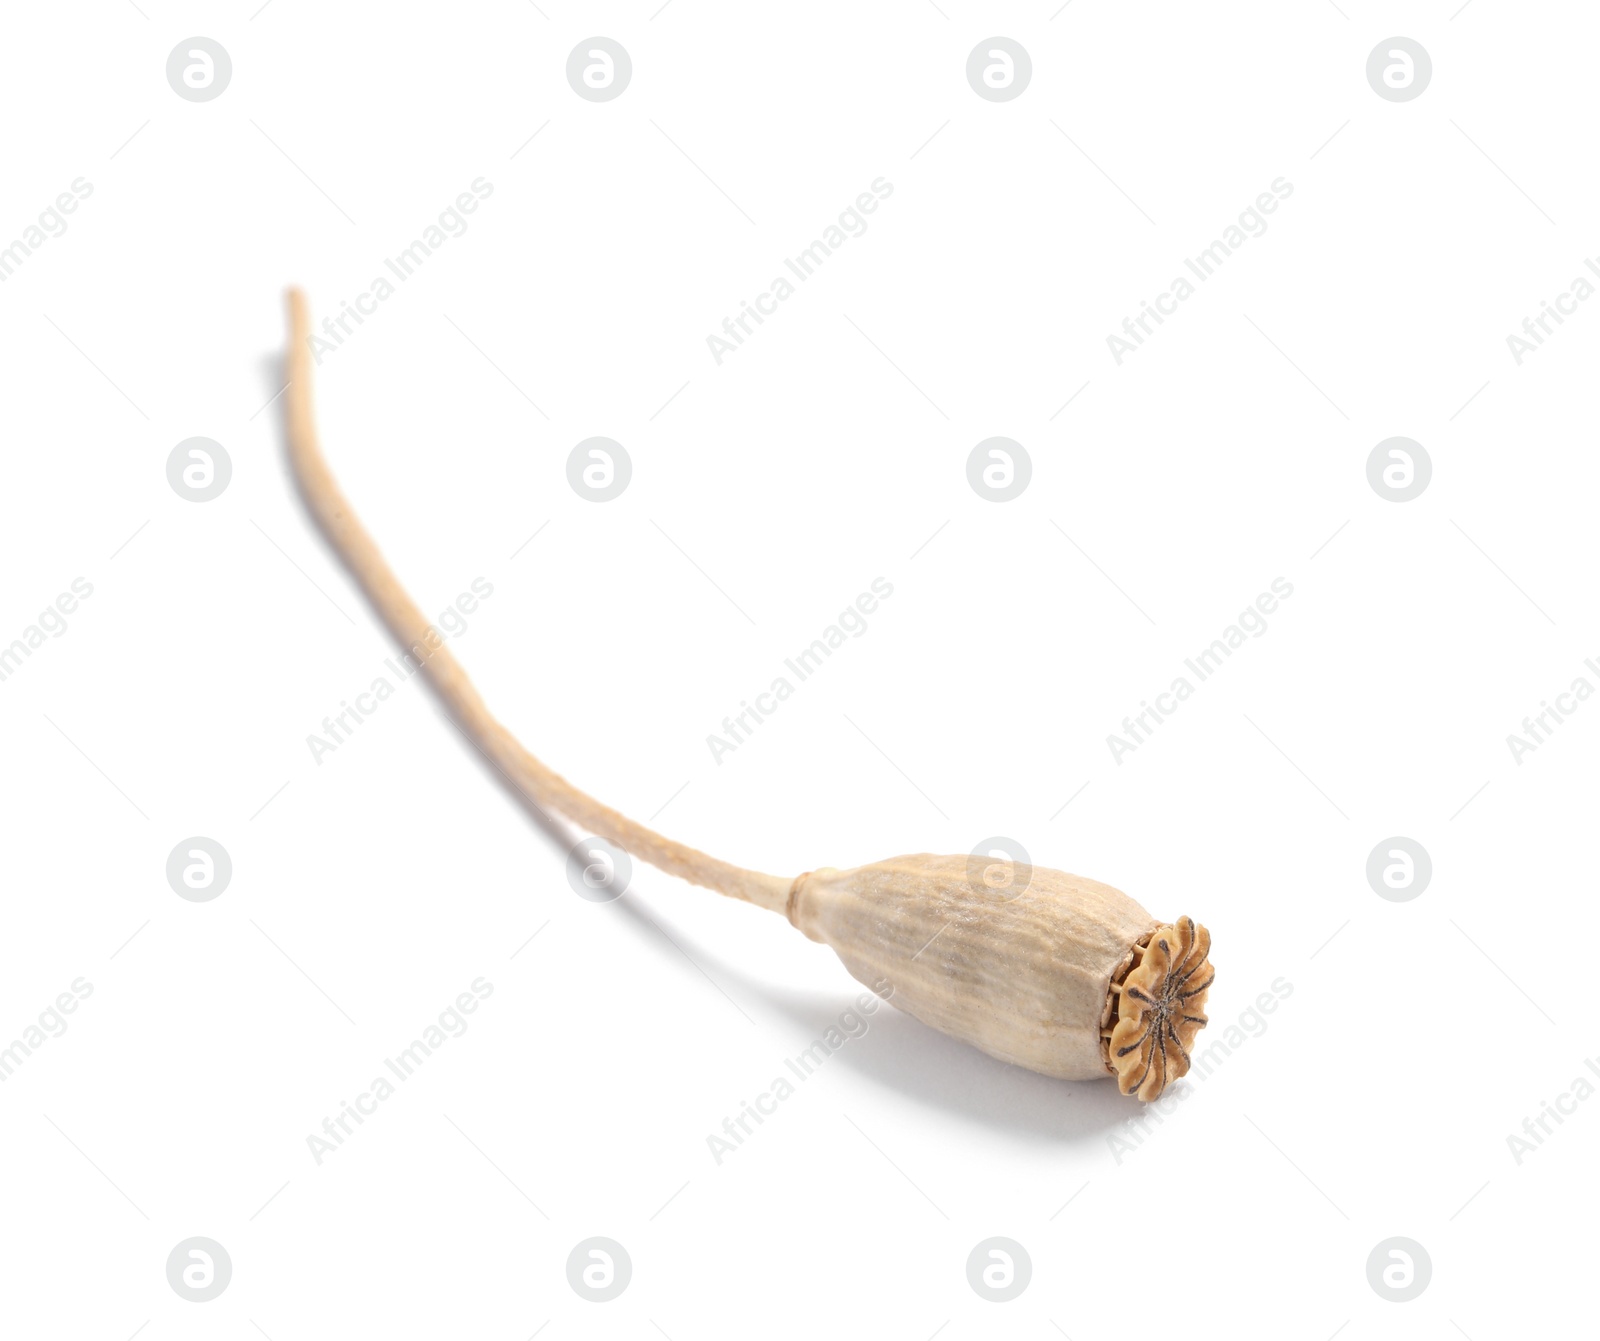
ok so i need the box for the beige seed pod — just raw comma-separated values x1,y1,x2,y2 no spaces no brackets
281,290,1214,1102
788,857,1211,1096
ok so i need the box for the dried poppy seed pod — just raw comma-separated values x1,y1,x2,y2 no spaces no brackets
787,855,1212,1100
281,289,1215,1108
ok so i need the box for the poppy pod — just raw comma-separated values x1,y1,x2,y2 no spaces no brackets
788,855,1212,1098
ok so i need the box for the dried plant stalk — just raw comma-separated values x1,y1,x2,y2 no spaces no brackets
282,290,1213,1100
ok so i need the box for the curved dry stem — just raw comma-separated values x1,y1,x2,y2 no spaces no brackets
282,289,793,913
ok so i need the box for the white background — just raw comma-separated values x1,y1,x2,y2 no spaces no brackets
1,2,1594,1337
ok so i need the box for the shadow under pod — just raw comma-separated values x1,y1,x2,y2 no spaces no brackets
606,891,1142,1146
